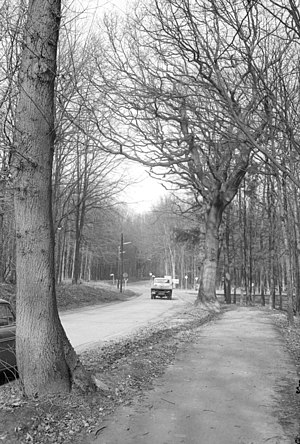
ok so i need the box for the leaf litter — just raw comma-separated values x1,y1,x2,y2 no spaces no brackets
0,305,218,444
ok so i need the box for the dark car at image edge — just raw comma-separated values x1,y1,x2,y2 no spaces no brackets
0,298,16,374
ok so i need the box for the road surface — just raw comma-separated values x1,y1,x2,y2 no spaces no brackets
92,307,299,444
60,283,195,352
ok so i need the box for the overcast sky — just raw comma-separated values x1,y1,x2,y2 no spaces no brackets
122,164,167,213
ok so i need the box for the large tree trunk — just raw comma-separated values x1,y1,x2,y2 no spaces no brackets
195,156,249,305
197,198,223,303
13,0,94,396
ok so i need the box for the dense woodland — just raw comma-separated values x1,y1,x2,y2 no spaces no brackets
1,0,300,395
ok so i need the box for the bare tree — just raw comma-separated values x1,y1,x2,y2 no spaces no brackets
88,0,300,310
0,1,25,283
12,0,94,396
81,0,282,302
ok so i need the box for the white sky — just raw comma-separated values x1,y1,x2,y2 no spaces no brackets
120,161,168,213
125,175,166,213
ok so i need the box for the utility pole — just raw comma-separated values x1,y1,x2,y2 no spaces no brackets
120,232,124,293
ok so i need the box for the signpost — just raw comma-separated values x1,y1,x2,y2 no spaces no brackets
110,273,115,285
123,273,128,289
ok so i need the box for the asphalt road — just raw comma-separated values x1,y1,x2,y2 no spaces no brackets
60,283,196,352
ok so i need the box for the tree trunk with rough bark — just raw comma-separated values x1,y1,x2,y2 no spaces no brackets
196,157,249,304
197,196,224,303
13,0,94,396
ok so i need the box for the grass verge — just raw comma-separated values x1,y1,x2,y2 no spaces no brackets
0,281,137,312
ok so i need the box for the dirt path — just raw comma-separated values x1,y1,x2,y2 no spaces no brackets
91,307,299,444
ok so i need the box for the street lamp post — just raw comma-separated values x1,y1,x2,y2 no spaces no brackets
119,233,131,293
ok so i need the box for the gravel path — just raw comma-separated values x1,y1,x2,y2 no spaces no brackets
92,307,299,444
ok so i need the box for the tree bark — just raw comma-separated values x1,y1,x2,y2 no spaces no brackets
197,197,223,303
196,154,249,304
277,171,294,323
13,0,94,396
267,173,276,309
224,211,231,304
